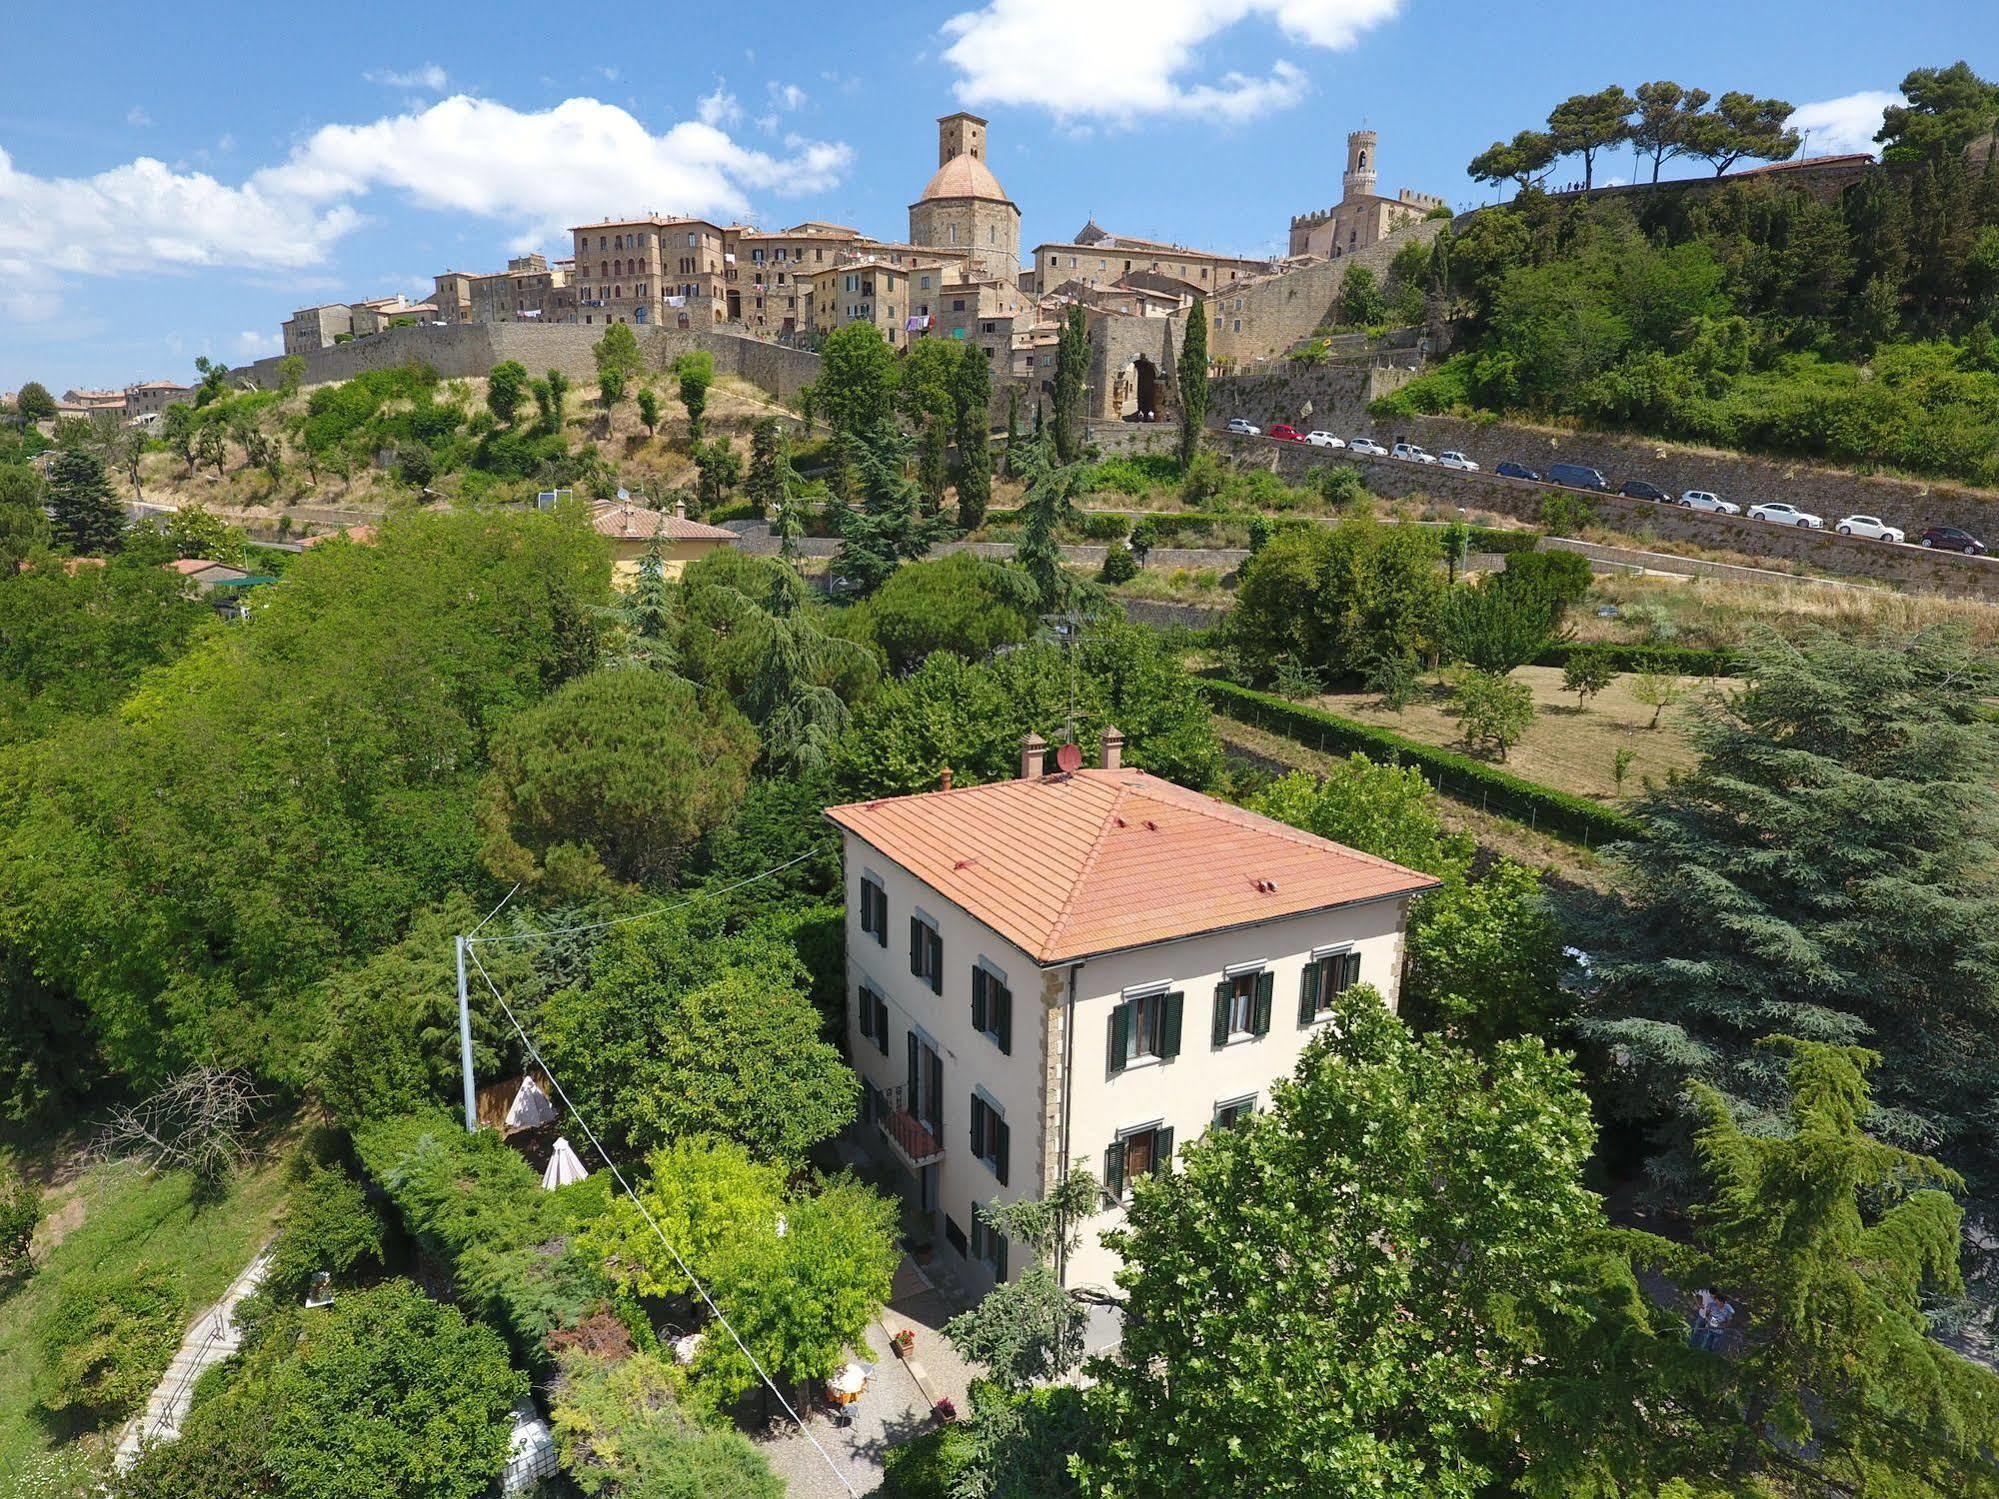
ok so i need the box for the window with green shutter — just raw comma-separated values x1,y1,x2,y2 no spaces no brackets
860,877,888,947
1212,970,1273,1045
972,963,1012,1054
1112,991,1183,1072
969,1092,1010,1185
1106,1122,1175,1203
910,915,943,994
1299,948,1364,1025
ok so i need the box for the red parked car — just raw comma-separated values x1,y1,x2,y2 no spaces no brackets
1267,424,1305,442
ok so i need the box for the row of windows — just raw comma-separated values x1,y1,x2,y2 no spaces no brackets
585,230,703,252
1107,950,1361,1074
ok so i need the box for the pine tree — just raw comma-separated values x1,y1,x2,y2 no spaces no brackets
745,418,783,519
1177,296,1208,469
1002,382,1022,479
1011,433,1081,614
1578,628,1999,1253
615,532,679,673
952,341,993,531
45,449,124,555
1051,304,1088,464
830,423,954,596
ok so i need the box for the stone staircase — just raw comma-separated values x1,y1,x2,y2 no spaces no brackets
114,1245,274,1471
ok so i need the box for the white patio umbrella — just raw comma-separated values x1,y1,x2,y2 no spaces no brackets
506,1075,559,1131
540,1136,589,1190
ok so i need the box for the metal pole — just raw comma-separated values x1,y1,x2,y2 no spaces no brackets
456,934,477,1132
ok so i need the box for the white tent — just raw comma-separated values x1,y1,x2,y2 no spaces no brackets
506,1075,559,1131
541,1136,589,1191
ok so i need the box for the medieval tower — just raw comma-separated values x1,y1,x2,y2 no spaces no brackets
1342,129,1380,201
909,111,1022,289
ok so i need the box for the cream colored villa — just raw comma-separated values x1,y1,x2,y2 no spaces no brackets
827,732,1436,1314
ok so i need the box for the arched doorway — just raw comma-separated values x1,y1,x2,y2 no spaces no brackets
1116,355,1160,421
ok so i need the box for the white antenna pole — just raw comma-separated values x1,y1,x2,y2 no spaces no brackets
456,934,477,1131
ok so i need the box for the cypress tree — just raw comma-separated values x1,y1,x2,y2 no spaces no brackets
1051,305,1087,464
952,342,992,530
745,417,783,519
46,449,124,555
1177,296,1209,469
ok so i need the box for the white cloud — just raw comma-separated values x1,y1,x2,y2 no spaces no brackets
939,0,1400,122
126,106,153,128
697,83,743,127
234,329,281,357
768,81,807,111
0,94,851,317
366,63,450,91
1790,89,1896,157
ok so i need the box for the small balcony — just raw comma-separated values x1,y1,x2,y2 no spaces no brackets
877,1084,945,1170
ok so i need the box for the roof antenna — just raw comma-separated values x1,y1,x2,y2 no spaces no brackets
1041,610,1088,752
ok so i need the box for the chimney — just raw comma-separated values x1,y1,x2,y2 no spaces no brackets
939,766,953,791
1019,732,1047,781
673,496,688,520
1101,725,1125,771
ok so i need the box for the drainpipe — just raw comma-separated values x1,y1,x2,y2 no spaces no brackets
1056,961,1080,1289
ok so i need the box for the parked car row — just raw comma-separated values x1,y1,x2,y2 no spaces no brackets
1218,419,1990,556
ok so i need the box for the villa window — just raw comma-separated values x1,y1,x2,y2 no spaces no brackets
968,1093,1010,1184
859,876,888,945
1104,1122,1174,1201
1299,948,1363,1024
1109,990,1182,1073
908,915,943,995
856,984,891,1056
971,963,1012,1054
1211,967,1272,1046
1213,1095,1257,1130
969,1204,1008,1278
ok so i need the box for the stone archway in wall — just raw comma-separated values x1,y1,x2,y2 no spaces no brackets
1114,354,1162,421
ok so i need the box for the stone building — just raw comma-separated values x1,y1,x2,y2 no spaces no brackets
433,254,574,326
348,295,435,338
124,380,194,419
59,388,127,414
282,302,354,354
1287,129,1445,260
1026,223,1271,298
570,216,729,329
723,223,868,334
908,112,1022,297
802,253,960,351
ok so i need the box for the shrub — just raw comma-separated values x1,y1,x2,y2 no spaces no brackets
1534,641,1738,676
0,1161,38,1280
1200,680,1641,846
1099,546,1140,585
1079,511,1132,540
863,552,1038,674
34,1266,186,1421
1448,668,1535,760
264,1162,388,1302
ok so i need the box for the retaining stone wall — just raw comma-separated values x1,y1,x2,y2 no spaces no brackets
1213,433,1999,600
1208,219,1446,367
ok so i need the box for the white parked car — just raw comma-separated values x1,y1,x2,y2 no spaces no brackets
1391,441,1437,463
1835,514,1904,542
1348,437,1389,457
1304,431,1345,448
1678,490,1741,515
1437,451,1480,472
1225,417,1261,436
1748,501,1824,529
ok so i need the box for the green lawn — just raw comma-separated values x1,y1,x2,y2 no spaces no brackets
0,1151,289,1476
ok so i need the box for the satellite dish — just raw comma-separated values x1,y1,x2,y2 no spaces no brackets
1055,742,1083,774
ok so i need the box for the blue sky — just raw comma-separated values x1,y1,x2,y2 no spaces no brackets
1,0,1991,392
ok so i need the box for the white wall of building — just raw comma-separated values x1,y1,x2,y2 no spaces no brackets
1052,900,1410,1294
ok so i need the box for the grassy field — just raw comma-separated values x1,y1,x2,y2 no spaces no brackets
1573,572,1999,652
0,1148,289,1477
1312,665,1705,803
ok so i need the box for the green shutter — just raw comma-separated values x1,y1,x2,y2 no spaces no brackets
1341,950,1363,990
995,985,1012,1056
994,1118,1010,1186
874,995,889,1057
1153,1126,1175,1174
971,967,987,1033
1299,961,1319,1026
1253,971,1274,1036
928,930,944,995
969,1092,983,1155
909,917,922,975
874,886,887,947
994,1229,1008,1281
1212,982,1231,1047
1160,991,1184,1060
1104,1138,1127,1199
1109,1001,1130,1074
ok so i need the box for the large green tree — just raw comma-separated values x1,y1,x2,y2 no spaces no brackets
480,666,757,893
1578,628,1999,1243
0,462,52,567
815,322,900,438
119,1281,524,1499
541,915,855,1162
861,552,1037,674
1080,988,1604,1499
45,448,124,555
1051,304,1088,464
13,382,56,424
1176,298,1208,467
1876,61,1999,165
1548,86,1634,190
1631,80,1711,182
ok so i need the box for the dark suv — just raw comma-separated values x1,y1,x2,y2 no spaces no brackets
1618,480,1670,502
1919,525,1988,555
1494,460,1540,481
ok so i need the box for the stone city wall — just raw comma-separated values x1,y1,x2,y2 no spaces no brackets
1211,433,1999,600
240,323,822,406
1207,218,1445,368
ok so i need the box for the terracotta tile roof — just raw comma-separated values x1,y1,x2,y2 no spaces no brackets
827,768,1437,964
589,503,736,542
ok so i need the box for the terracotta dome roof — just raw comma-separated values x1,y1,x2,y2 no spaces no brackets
918,152,1009,203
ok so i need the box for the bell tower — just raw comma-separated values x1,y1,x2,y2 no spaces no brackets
939,111,986,167
1343,128,1379,201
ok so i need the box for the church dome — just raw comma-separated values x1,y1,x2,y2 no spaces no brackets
918,152,1010,203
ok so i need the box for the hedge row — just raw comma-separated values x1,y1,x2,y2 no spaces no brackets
1532,642,1740,676
351,1113,630,1374
1202,679,1646,849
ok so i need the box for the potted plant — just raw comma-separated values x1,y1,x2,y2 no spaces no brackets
932,1397,957,1424
890,1329,915,1359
